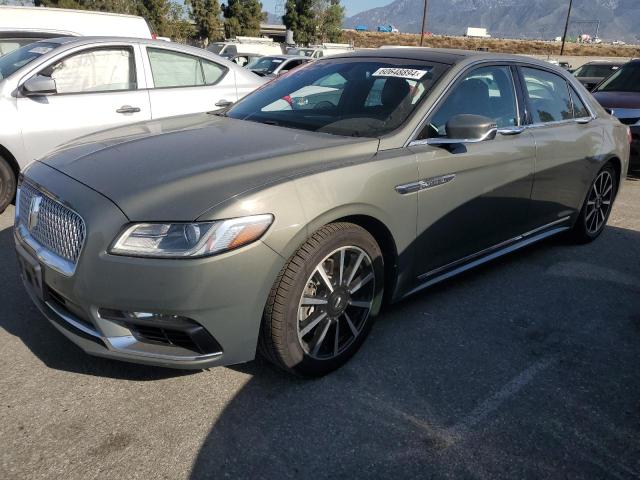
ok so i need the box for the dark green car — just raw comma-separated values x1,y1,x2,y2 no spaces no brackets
15,49,630,377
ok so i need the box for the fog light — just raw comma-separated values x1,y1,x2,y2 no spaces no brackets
98,308,223,355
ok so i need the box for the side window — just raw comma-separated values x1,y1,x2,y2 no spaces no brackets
45,48,135,94
148,48,226,88
521,67,573,124
202,59,225,85
570,87,591,118
281,60,303,73
425,65,518,138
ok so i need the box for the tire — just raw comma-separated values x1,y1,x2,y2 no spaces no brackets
0,156,16,215
571,163,618,243
259,222,384,377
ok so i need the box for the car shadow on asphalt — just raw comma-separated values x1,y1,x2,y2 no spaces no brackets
0,225,191,381
189,225,640,479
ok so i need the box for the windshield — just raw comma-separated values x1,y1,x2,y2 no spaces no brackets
208,43,226,55
227,58,449,138
288,48,315,58
595,62,640,93
0,42,57,80
574,64,620,78
249,57,285,74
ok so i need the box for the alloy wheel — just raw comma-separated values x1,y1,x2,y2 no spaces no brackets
297,246,375,360
585,170,614,234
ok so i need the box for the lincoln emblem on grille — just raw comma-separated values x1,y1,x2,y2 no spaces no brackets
28,195,42,232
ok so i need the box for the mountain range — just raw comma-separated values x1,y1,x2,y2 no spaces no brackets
343,0,640,43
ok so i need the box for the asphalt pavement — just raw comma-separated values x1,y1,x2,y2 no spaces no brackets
1,177,639,480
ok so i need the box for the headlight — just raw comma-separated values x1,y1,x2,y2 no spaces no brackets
110,214,273,258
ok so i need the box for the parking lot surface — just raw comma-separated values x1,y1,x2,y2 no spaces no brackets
1,178,639,480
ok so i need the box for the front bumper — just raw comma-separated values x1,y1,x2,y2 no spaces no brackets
15,163,285,369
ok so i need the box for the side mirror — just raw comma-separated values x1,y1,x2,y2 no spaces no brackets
428,114,497,145
22,76,57,96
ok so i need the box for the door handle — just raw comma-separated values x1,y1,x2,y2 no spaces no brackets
215,99,233,108
498,126,525,135
116,105,141,114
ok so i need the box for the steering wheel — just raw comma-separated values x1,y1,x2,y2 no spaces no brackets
314,101,335,110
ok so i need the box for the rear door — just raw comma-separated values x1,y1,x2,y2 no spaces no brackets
410,64,536,277
143,46,238,118
17,43,151,163
518,65,600,229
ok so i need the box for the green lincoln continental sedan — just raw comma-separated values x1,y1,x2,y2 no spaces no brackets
15,49,630,376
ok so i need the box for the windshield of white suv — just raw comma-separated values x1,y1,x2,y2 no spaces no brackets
227,58,449,137
594,62,640,93
0,42,57,80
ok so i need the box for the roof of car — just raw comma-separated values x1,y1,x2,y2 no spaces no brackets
262,54,310,60
331,47,556,67
30,36,227,57
583,60,627,65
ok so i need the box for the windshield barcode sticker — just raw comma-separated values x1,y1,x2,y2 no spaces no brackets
372,68,431,80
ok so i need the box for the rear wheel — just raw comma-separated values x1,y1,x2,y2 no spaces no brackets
0,156,16,214
572,164,617,243
259,223,384,377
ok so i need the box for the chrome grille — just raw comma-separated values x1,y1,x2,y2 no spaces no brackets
16,183,86,264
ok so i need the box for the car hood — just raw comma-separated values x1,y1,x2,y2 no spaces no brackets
592,91,640,109
40,113,380,221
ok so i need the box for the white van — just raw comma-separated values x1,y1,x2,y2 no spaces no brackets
287,43,355,59
0,6,152,55
208,36,283,58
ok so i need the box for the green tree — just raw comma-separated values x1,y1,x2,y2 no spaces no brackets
314,0,344,43
223,0,264,38
139,0,171,37
283,0,315,45
283,0,343,45
165,2,196,42
186,0,224,44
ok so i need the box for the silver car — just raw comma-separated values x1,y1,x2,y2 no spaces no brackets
248,55,312,79
0,36,264,212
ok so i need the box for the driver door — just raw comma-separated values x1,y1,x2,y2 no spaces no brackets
409,64,536,277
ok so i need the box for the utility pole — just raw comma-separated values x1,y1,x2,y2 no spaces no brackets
560,0,573,55
419,0,429,46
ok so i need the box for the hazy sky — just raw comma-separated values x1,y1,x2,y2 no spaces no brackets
260,0,391,17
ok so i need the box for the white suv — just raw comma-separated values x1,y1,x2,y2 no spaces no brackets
0,37,265,212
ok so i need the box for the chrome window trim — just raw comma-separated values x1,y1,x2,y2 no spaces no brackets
405,60,599,147
519,64,598,128
405,60,523,147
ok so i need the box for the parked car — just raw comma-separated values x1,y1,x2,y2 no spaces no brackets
287,43,355,59
15,49,629,377
0,36,264,212
208,36,283,57
591,59,640,170
572,61,625,91
248,55,311,78
222,53,263,68
0,5,152,56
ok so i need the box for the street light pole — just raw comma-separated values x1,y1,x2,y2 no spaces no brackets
420,0,429,47
560,0,573,55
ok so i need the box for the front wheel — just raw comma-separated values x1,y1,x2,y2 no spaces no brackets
259,223,384,377
572,164,617,243
0,156,16,214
